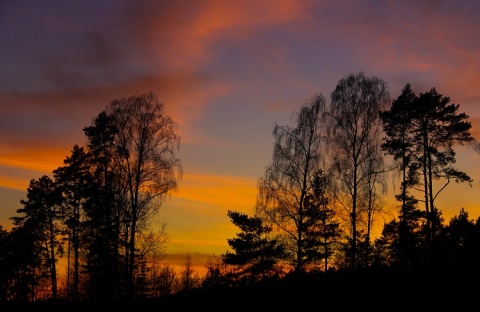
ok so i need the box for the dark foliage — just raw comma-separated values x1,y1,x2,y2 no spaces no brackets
1,266,476,310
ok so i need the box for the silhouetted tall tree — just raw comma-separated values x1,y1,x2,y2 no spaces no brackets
380,83,420,267
3,225,40,300
53,145,93,301
302,170,341,271
12,176,64,300
255,94,329,273
327,71,390,270
382,86,473,247
105,92,182,300
82,111,121,300
409,88,473,243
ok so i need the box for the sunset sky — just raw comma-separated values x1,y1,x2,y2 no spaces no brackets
1,0,480,270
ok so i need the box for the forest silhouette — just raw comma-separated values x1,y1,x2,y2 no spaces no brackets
1,71,479,308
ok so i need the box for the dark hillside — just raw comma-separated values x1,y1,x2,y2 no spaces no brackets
1,267,474,310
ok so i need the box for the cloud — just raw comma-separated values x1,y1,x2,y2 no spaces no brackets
172,172,258,212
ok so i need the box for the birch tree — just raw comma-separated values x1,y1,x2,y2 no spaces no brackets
327,71,390,270
255,94,329,273
106,92,182,300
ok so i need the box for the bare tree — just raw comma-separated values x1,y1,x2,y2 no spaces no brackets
134,225,169,299
106,92,182,300
179,254,202,292
470,139,480,155
255,94,329,273
327,71,390,270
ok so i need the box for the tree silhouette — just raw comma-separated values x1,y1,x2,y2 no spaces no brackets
53,145,93,301
302,170,341,271
82,111,121,300
440,208,480,271
255,94,329,273
374,198,427,270
104,92,182,300
380,83,422,267
179,253,202,292
223,210,286,284
382,85,473,246
411,88,473,243
12,176,64,300
327,71,390,270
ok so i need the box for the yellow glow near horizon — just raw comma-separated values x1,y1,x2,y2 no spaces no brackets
174,172,258,211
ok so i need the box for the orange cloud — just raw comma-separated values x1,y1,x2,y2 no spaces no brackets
0,141,77,190
110,0,317,140
173,172,258,213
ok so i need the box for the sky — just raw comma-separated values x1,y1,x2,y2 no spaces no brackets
1,0,480,271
